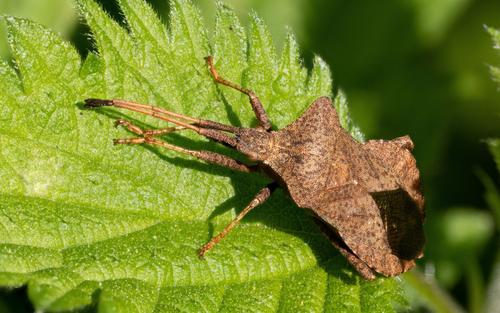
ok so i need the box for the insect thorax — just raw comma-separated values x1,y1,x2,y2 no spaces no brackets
235,128,274,161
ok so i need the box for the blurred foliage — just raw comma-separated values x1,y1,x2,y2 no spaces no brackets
0,0,77,59
488,27,500,84
0,0,499,312
483,136,500,313
428,207,493,288
484,25,500,313
197,0,307,48
410,0,472,46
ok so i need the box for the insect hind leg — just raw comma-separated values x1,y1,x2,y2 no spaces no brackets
314,218,376,280
198,182,277,257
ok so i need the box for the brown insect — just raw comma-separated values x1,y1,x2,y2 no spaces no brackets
84,56,425,280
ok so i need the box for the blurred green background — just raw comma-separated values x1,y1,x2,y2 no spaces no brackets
1,0,499,312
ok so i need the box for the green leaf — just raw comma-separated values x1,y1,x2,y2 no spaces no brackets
0,0,77,59
485,29,500,225
484,27,500,313
487,26,500,85
488,139,500,173
0,0,405,311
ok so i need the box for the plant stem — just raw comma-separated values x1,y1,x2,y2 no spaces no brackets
466,258,484,313
403,269,466,313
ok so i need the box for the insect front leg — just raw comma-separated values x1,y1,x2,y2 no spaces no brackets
85,98,249,148
205,56,272,131
109,119,255,173
115,119,185,137
198,182,278,257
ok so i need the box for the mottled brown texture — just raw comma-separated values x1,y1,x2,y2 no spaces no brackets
84,56,425,280
259,98,425,278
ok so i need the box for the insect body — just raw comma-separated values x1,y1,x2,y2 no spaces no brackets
84,56,425,280
262,100,424,279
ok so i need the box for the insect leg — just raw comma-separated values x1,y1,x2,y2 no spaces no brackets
85,98,239,147
115,119,185,136
149,137,255,172
198,182,277,257
314,218,376,280
113,126,254,173
113,137,146,145
205,56,272,131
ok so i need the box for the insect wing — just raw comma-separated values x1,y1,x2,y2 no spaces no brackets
313,183,414,277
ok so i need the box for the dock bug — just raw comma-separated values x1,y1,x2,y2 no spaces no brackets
84,56,425,280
